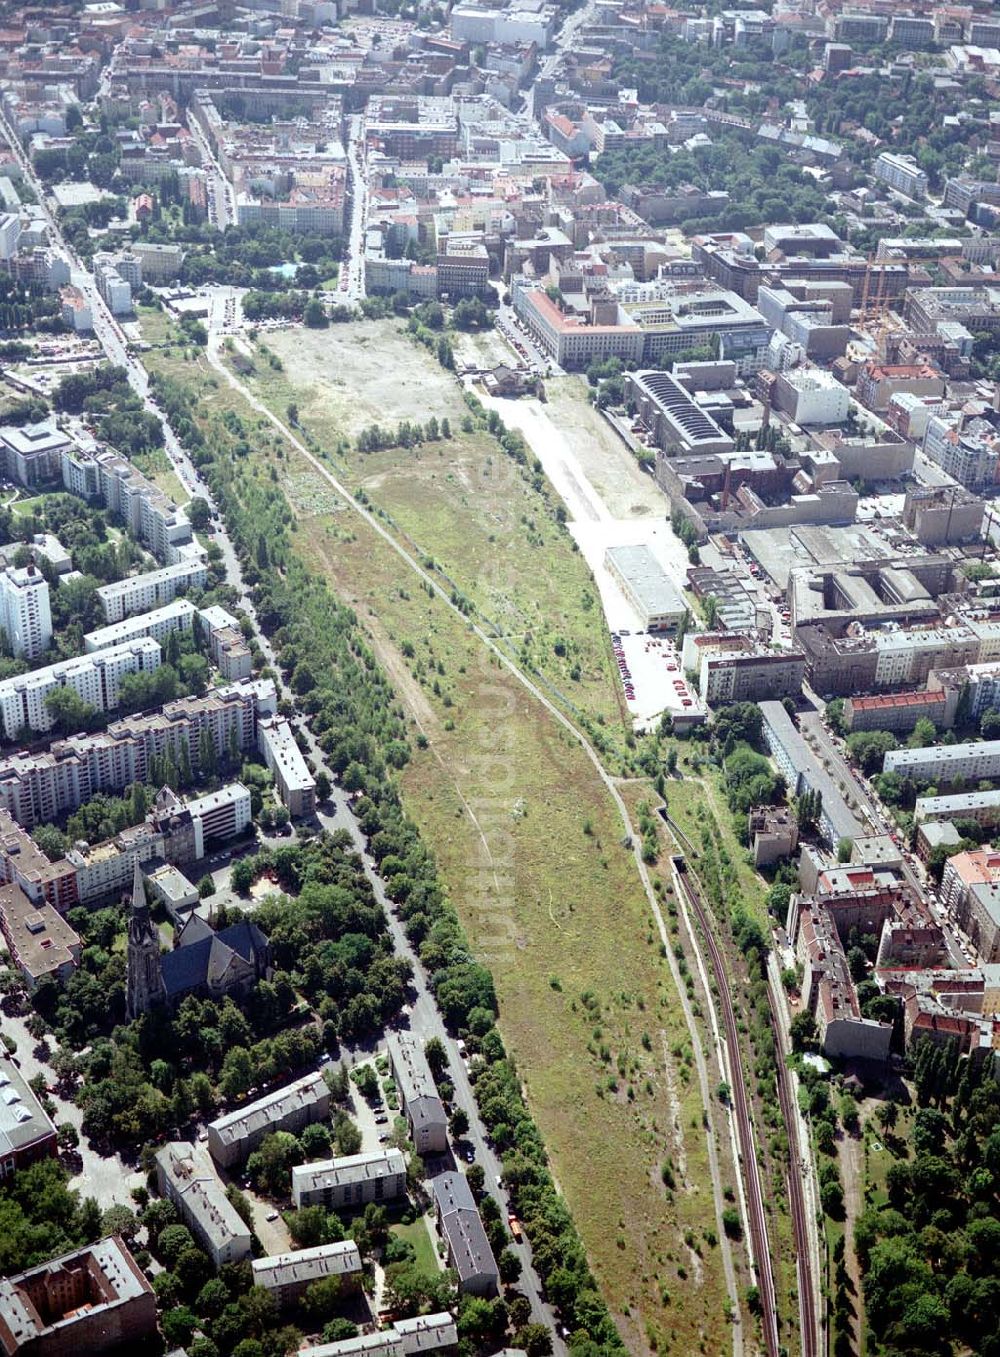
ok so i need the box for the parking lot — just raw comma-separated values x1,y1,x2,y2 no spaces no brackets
612,630,705,726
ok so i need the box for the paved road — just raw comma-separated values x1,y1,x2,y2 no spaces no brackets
344,113,368,303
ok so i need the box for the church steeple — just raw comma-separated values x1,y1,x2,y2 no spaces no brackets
126,859,166,1019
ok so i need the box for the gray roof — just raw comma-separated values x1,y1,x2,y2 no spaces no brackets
433,1172,498,1287
293,1148,406,1193
209,1071,327,1149
0,1056,55,1159
759,701,862,848
605,544,686,619
252,1240,362,1290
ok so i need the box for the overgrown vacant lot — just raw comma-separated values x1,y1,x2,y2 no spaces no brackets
139,326,745,1355
245,323,626,730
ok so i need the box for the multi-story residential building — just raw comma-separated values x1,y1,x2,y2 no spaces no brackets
155,1142,252,1267
923,414,1000,490
0,1054,57,1178
84,599,197,654
0,882,81,989
843,689,953,735
874,152,929,198
251,1242,362,1308
184,783,252,854
0,638,161,740
915,788,1000,829
207,1072,330,1168
905,286,1000,336
0,421,71,488
96,560,208,623
432,1173,499,1296
884,739,1000,784
969,19,1000,46
0,679,276,829
0,1237,157,1357
942,177,1000,215
941,850,1000,961
298,1313,458,1357
258,717,316,817
0,565,51,660
833,11,889,43
699,649,806,704
857,362,945,413
901,485,985,546
61,445,194,564
889,14,934,47
292,1149,407,1211
760,701,862,849
0,808,78,913
386,1031,448,1155
198,605,252,681
93,251,133,315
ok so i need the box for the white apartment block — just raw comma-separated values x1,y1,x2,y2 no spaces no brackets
258,717,316,817
84,598,197,654
198,605,252,681
0,678,276,828
874,152,929,199
60,445,193,564
883,739,1000,785
97,560,208,623
0,565,51,660
207,1073,330,1169
0,638,161,740
185,782,252,855
93,251,133,315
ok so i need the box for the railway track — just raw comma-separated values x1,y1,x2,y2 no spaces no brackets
671,854,781,1357
771,977,819,1357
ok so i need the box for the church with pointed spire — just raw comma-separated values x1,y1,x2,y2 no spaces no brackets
126,859,167,1020
125,861,271,1020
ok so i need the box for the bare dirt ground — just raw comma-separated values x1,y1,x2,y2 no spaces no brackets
266,321,467,437
544,377,668,519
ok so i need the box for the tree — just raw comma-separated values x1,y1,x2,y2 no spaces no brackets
188,497,211,530
515,1323,553,1357
450,1107,469,1138
100,1204,138,1242
498,1246,522,1284
789,1011,817,1052
304,298,328,329
44,686,96,735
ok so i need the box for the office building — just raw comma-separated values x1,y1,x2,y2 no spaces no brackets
0,1055,56,1179
0,638,161,740
84,599,197,654
0,566,51,660
154,1142,252,1267
386,1032,448,1155
773,369,850,425
432,1173,499,1296
252,1242,362,1307
96,560,207,624
257,717,316,817
292,1149,407,1211
207,1072,330,1168
0,1237,156,1357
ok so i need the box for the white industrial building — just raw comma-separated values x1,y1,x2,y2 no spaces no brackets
774,368,850,426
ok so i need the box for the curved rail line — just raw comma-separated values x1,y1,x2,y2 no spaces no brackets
671,854,781,1357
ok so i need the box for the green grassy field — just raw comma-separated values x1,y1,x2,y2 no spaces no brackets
392,1216,441,1274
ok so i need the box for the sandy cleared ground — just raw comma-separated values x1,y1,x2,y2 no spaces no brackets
266,321,468,436
451,325,518,371
544,377,667,520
